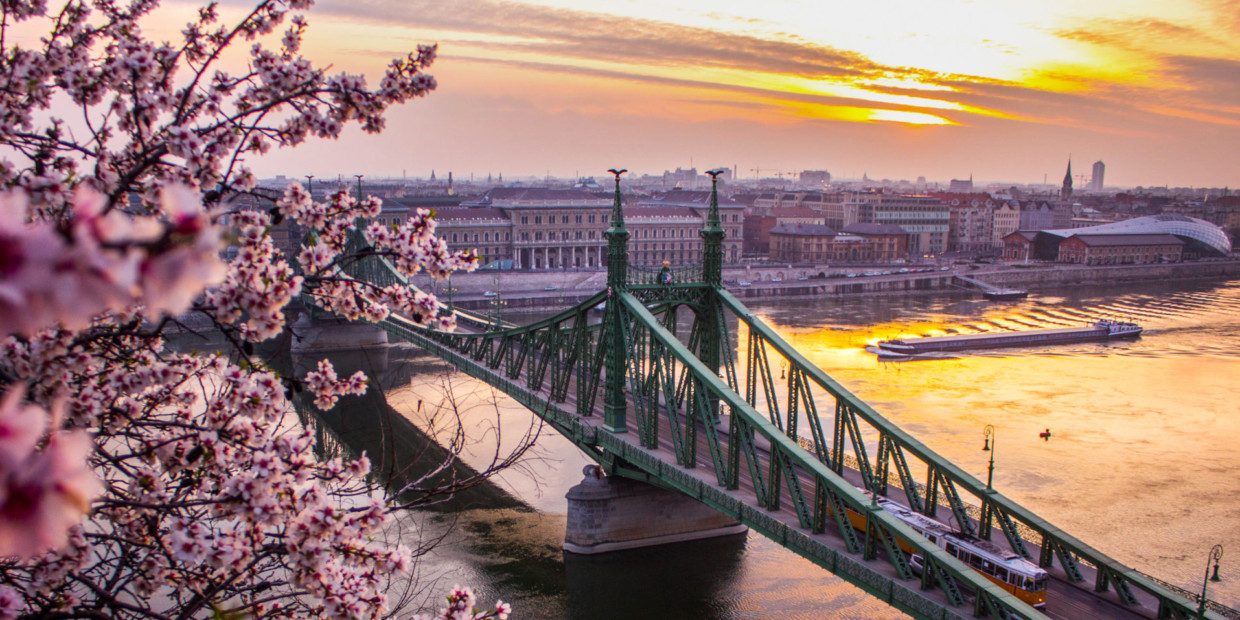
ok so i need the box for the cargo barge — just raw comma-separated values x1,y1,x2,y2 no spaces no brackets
877,320,1142,357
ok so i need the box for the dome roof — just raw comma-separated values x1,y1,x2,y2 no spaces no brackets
1046,215,1231,255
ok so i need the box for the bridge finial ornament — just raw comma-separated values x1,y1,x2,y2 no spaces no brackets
607,168,628,231
701,169,727,286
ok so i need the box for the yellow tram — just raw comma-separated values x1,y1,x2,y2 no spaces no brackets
838,491,1049,609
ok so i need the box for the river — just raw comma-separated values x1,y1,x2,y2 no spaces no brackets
324,277,1240,619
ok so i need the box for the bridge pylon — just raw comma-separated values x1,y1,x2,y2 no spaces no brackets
602,168,630,433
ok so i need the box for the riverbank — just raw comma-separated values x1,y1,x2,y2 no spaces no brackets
419,259,1240,310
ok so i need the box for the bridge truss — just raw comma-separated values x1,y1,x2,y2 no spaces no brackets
306,171,1225,620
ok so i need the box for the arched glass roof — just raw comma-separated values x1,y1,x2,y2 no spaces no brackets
1045,215,1231,255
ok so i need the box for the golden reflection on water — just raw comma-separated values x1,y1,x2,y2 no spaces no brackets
746,280,1240,610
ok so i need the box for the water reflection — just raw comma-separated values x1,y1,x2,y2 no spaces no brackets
745,278,1240,609
563,534,747,619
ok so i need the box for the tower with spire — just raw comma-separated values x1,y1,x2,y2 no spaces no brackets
1060,159,1073,201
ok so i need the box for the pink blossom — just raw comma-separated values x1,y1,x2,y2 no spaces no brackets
0,386,46,468
0,430,101,558
0,585,21,619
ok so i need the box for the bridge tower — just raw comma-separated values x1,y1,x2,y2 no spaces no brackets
697,170,726,473
602,169,630,433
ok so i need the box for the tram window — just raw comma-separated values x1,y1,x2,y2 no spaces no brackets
927,535,937,544
994,567,1008,582
969,555,983,569
945,543,957,555
1024,577,1034,590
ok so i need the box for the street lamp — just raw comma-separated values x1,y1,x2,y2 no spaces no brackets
1199,544,1223,617
982,424,995,490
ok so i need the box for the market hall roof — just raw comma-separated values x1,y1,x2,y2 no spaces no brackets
1043,215,1230,255
1066,234,1184,247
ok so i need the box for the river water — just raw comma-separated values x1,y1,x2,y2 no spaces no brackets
332,277,1240,619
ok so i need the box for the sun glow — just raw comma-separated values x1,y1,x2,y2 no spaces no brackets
867,109,953,125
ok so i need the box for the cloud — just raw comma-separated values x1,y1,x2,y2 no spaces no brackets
304,0,1239,135
1053,18,1224,51
434,54,960,124
310,0,888,80
1158,55,1240,104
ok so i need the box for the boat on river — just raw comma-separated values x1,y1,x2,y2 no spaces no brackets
983,288,1028,301
877,320,1142,358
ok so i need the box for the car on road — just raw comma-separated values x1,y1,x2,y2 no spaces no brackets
483,291,498,297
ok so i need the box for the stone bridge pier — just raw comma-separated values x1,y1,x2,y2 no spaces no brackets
563,465,747,554
290,312,389,353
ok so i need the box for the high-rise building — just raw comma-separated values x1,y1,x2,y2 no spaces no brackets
1091,160,1105,192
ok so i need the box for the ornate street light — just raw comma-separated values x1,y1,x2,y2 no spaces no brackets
982,424,995,490
1199,544,1223,617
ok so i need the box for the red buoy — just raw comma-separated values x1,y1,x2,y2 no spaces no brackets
1039,428,1052,441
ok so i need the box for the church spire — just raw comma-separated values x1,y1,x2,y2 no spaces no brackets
1060,158,1073,201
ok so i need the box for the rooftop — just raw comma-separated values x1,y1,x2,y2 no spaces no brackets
642,189,743,208
769,223,837,237
842,223,907,235
1068,233,1184,247
432,206,509,221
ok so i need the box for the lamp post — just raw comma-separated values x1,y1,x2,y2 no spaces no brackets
982,424,995,490
304,175,314,193
1199,544,1223,617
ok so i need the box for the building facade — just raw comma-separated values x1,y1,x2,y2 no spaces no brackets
769,223,837,263
841,223,908,262
992,202,1021,248
870,195,949,255
937,194,996,253
1057,234,1183,265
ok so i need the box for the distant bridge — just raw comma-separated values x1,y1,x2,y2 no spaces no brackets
305,171,1234,620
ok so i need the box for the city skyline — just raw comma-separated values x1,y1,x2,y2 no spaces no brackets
158,0,1239,187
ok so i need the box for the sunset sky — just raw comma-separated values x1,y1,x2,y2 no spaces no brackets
195,1,1240,187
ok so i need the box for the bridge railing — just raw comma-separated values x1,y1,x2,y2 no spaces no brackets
627,262,703,285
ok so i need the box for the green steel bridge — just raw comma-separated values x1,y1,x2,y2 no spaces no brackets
308,171,1233,620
